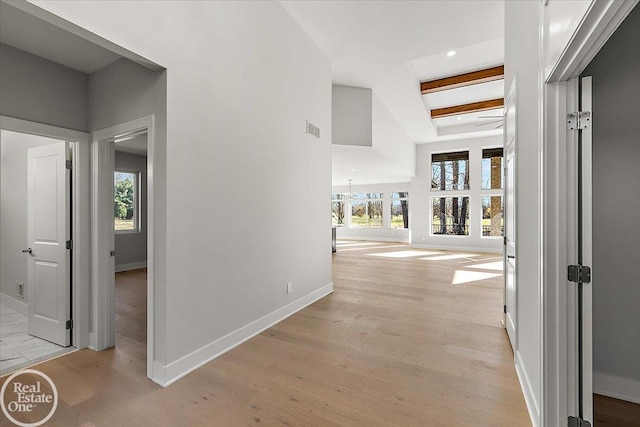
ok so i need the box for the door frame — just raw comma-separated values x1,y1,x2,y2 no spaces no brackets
92,115,156,381
542,0,638,424
0,115,91,349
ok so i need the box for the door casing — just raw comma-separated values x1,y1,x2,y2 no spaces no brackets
92,115,156,382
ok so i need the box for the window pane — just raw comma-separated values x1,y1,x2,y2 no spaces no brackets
482,196,504,236
431,152,470,191
391,192,409,199
351,200,383,228
431,197,469,235
482,148,504,189
391,199,409,229
332,201,345,227
114,171,136,231
332,193,344,200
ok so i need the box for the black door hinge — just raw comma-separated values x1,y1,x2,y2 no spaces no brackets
568,416,591,427
66,160,72,170
503,305,507,314
568,265,591,283
66,240,72,250
65,319,73,330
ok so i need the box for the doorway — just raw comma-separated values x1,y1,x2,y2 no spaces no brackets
92,116,155,380
579,6,640,423
0,125,87,375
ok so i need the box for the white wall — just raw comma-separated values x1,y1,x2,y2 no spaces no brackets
332,182,410,242
332,85,372,147
34,1,333,384
584,4,640,401
114,150,147,271
0,130,62,302
372,94,415,176
0,43,88,132
410,135,503,253
505,1,543,424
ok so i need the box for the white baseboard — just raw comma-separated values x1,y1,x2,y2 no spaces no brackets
594,372,640,404
335,236,409,243
0,293,27,314
115,261,147,272
515,351,541,427
159,282,334,388
411,243,503,254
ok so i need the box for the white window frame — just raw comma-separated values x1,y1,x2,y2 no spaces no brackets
114,169,140,234
389,192,409,229
430,194,471,237
349,192,384,229
331,193,346,228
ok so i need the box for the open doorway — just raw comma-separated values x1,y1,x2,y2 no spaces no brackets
579,4,640,423
0,129,77,375
113,131,148,365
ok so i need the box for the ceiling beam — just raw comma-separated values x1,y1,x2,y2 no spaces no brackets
430,98,504,119
420,65,504,95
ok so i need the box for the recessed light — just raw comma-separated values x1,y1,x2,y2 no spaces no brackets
446,50,456,57
351,168,356,172
456,116,462,120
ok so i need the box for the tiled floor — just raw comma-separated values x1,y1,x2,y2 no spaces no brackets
0,302,73,376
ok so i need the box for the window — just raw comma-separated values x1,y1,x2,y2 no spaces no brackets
431,151,470,191
114,171,138,232
432,197,469,235
350,193,383,228
482,196,504,237
482,148,503,189
390,192,409,229
331,194,346,227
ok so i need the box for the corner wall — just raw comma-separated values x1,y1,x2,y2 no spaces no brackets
505,1,543,424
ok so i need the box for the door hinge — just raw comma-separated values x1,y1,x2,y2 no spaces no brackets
503,305,507,314
65,319,73,330
567,111,591,130
568,416,591,427
503,236,507,246
66,240,72,250
110,250,116,257
568,264,591,284
504,167,508,177
66,160,72,170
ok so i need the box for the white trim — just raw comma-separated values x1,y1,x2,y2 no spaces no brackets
593,372,640,404
0,116,90,350
92,115,156,381
159,283,334,388
516,351,541,427
411,243,502,254
336,236,409,243
0,293,27,315
115,262,147,273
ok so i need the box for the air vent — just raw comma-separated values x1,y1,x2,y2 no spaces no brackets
306,121,320,138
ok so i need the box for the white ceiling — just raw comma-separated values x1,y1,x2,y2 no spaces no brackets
281,0,505,144
0,1,121,73
115,133,147,156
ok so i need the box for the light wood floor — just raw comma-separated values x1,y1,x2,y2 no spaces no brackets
1,242,533,426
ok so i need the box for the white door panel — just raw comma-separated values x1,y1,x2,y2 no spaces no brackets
27,142,71,347
504,78,517,351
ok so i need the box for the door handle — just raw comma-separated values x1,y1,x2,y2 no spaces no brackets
22,248,33,254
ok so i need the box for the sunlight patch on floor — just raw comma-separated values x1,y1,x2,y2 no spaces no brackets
419,254,479,261
466,261,504,271
367,250,441,258
451,270,502,285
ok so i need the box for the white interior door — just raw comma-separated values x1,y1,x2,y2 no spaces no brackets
27,142,71,347
504,79,517,350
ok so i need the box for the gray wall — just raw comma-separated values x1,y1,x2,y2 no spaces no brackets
0,130,62,301
583,4,640,384
332,85,372,146
0,43,88,132
115,150,147,270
